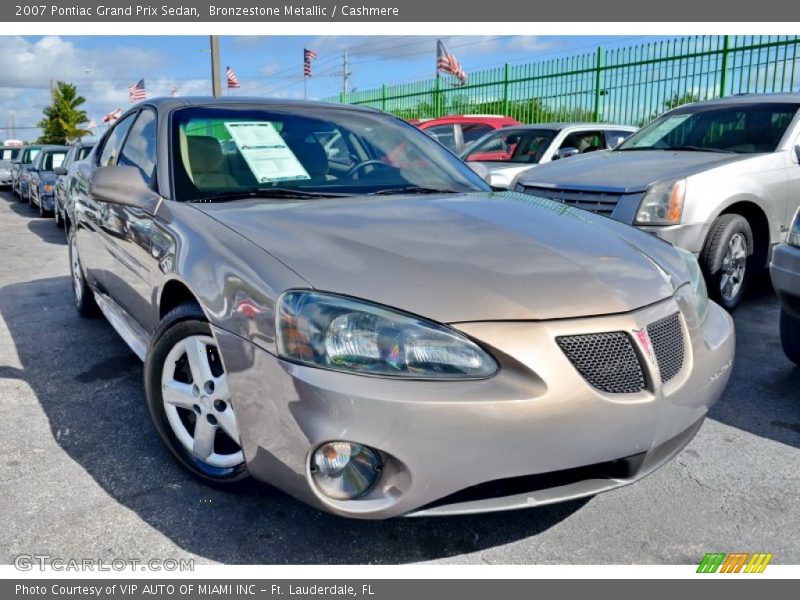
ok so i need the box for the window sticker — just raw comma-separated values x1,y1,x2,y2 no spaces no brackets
627,114,692,147
224,121,311,183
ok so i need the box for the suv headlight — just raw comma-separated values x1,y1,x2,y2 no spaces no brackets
635,179,686,225
675,247,709,323
788,208,800,247
276,290,498,379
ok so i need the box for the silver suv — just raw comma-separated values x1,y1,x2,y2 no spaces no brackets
516,94,800,309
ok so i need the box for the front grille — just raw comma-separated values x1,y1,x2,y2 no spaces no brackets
522,186,622,217
557,332,645,394
647,312,685,383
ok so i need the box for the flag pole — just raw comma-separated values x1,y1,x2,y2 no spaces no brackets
304,76,308,100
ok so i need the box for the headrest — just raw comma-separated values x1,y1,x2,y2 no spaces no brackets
187,136,225,174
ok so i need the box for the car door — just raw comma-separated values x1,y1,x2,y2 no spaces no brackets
28,152,43,203
75,113,137,295
56,146,76,208
784,120,800,231
96,108,159,330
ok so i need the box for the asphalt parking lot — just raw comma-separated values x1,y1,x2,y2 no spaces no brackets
0,189,798,566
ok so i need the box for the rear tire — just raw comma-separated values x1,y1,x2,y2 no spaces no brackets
780,309,800,367
700,214,753,311
144,302,251,488
68,228,100,318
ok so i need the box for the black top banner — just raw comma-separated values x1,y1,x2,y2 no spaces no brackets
4,0,800,21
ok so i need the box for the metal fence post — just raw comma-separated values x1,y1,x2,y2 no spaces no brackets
503,63,510,116
381,84,387,112
434,74,441,117
593,46,604,122
719,35,731,98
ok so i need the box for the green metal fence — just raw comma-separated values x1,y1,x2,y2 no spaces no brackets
321,35,800,126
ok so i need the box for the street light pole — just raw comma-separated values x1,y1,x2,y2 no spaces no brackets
210,35,222,98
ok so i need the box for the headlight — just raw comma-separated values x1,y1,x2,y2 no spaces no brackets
788,208,800,247
635,178,686,225
276,290,498,379
311,441,382,500
676,247,709,323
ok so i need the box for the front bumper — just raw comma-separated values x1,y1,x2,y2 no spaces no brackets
38,193,55,211
632,223,709,256
214,289,734,519
770,242,800,319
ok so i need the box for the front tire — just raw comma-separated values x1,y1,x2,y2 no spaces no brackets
68,228,100,317
780,309,800,367
144,302,250,487
700,214,753,311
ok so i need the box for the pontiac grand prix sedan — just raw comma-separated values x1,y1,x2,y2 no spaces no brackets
68,97,735,518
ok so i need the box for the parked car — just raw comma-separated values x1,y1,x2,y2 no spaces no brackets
68,97,733,519
11,145,42,198
54,141,95,229
770,207,800,366
26,145,68,217
413,114,521,154
461,123,637,189
0,146,21,187
516,94,800,310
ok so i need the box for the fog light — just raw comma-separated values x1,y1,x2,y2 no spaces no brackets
311,441,382,500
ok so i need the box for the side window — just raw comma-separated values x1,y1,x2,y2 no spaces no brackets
425,124,457,151
118,110,158,185
606,130,634,148
98,114,136,167
561,131,604,153
461,123,494,147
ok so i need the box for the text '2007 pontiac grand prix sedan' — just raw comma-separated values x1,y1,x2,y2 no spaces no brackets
67,97,735,518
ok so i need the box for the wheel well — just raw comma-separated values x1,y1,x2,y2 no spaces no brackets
159,280,200,320
720,202,770,268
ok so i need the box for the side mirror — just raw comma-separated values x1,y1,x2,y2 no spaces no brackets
467,161,492,184
54,166,68,176
553,147,580,160
25,165,35,172
90,166,152,208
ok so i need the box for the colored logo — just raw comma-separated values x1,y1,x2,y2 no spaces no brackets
697,552,773,573
633,328,655,364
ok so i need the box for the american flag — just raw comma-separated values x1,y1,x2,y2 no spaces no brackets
436,40,467,85
303,48,318,77
128,79,146,102
226,66,240,89
170,85,179,97
103,108,122,123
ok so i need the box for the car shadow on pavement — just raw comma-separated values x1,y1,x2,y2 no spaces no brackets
0,275,587,564
708,277,800,450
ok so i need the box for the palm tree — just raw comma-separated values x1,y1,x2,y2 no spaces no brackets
37,82,91,144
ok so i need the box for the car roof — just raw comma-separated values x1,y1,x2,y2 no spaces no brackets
496,122,637,132
131,96,381,115
679,93,800,108
39,145,69,152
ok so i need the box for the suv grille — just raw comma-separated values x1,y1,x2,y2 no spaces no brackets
647,313,685,383
556,332,645,394
522,186,622,217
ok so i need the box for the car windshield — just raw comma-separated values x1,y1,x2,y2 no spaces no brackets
172,106,490,202
41,151,67,171
23,148,40,163
617,102,800,154
461,128,558,164
1,148,19,160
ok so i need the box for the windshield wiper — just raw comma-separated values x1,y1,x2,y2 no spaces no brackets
666,145,734,153
191,187,350,203
367,186,461,196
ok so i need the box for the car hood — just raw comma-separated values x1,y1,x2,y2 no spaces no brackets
518,150,751,193
194,192,686,323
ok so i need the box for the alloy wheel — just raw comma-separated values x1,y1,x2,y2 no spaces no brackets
160,335,243,469
70,236,83,305
720,232,747,302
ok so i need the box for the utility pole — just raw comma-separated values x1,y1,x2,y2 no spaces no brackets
210,35,222,98
342,49,351,103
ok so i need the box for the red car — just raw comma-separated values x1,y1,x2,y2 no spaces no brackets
411,115,521,154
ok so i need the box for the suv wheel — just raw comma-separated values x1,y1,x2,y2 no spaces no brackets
144,302,250,487
780,309,800,367
700,214,753,311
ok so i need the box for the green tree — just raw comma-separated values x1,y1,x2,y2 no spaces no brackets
642,90,702,125
37,82,91,144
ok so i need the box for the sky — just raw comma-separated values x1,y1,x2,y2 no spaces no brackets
0,34,655,141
